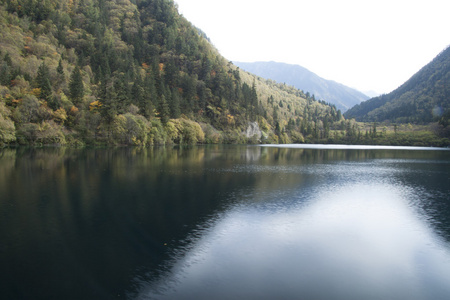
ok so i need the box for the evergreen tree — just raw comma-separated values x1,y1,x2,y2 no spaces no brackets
69,65,84,105
131,75,144,108
251,81,258,106
54,58,66,91
114,74,130,113
158,95,170,124
164,57,178,88
200,57,212,83
170,87,181,119
0,62,11,86
99,76,117,124
36,61,53,104
57,58,64,76
3,52,12,66
142,72,157,118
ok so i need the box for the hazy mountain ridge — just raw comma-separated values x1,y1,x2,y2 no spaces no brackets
344,46,450,124
234,61,369,112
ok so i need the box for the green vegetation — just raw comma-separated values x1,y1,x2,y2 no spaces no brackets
323,121,449,147
0,0,344,146
0,0,447,147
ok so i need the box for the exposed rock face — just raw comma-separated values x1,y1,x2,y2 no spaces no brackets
244,122,262,141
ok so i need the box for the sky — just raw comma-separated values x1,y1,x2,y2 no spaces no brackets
174,0,450,95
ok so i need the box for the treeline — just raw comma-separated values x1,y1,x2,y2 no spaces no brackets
314,120,450,147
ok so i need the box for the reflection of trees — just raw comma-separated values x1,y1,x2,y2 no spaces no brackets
0,149,16,187
1,146,449,298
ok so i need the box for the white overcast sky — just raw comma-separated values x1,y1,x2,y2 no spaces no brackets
174,0,450,94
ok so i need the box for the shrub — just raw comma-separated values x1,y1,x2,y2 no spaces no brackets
169,118,205,144
0,101,16,145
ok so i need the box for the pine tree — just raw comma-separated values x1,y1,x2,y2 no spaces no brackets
57,58,64,76
158,95,170,124
54,58,66,92
3,52,12,66
170,87,181,119
114,74,130,114
69,65,84,105
372,122,377,138
0,62,11,86
131,75,144,108
142,72,157,118
99,76,117,124
36,61,53,104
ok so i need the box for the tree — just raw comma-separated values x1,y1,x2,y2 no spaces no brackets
57,58,64,76
114,74,130,114
439,110,450,128
0,101,16,145
169,87,181,119
158,95,170,124
36,61,52,104
0,62,11,86
99,76,117,124
55,58,66,91
69,65,84,106
19,95,40,123
131,75,144,108
141,72,157,118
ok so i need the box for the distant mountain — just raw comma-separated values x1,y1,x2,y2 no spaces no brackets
234,61,369,112
363,90,380,98
344,46,450,124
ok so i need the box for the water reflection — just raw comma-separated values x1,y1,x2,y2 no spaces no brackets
136,146,450,300
139,182,450,300
1,146,449,300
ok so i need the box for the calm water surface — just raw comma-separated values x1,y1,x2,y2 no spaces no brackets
1,145,449,299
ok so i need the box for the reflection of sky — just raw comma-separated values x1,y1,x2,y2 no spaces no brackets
138,183,450,300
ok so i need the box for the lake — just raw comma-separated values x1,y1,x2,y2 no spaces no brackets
1,145,450,299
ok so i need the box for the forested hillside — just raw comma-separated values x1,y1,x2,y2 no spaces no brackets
235,61,369,112
0,0,342,146
344,46,450,125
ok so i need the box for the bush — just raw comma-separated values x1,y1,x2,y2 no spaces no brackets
149,119,168,145
222,129,246,144
200,123,222,144
169,118,205,144
18,94,40,123
36,121,66,145
111,113,150,145
0,101,16,145
16,123,39,144
290,131,305,143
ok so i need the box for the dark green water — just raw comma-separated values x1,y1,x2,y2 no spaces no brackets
1,145,450,300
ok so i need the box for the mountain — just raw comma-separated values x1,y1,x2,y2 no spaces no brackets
234,61,369,112
0,0,341,146
363,90,380,98
344,46,450,124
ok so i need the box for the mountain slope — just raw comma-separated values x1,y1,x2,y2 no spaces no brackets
234,61,369,112
0,0,341,146
344,46,450,123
